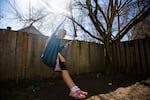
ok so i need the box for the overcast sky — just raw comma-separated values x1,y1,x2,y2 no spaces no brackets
0,0,96,42
0,0,73,36
0,0,130,42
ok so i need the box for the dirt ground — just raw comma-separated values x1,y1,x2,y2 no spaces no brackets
0,73,150,100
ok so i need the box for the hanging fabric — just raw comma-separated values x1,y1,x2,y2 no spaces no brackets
41,19,66,70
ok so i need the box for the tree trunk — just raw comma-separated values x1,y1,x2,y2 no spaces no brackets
104,39,113,75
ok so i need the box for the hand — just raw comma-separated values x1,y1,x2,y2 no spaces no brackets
67,41,72,46
58,53,65,62
65,41,72,47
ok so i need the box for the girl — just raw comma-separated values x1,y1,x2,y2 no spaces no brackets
42,29,88,99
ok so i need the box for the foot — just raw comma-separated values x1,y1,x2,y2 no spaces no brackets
78,90,88,95
69,90,86,99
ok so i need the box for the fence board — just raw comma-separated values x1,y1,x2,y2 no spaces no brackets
9,31,17,79
98,44,105,72
30,34,38,78
117,43,121,72
76,41,81,74
0,30,16,79
126,42,131,73
79,42,90,73
143,39,149,74
66,41,78,74
89,42,103,72
15,32,24,81
129,41,136,73
38,35,46,77
0,30,3,71
22,32,28,79
33,35,41,77
0,30,5,78
112,43,117,73
145,39,150,73
26,33,33,78
134,40,141,74
138,39,147,75
1,30,10,79
119,42,126,72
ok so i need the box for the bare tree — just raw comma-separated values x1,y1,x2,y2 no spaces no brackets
6,0,49,27
68,0,150,72
131,17,150,40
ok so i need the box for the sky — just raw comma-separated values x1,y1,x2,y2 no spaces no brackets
0,0,6,17
0,0,5,7
0,0,73,37
0,0,98,42
0,0,130,42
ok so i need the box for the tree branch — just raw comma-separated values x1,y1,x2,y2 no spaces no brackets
86,0,105,39
94,0,106,33
67,16,104,43
114,6,150,41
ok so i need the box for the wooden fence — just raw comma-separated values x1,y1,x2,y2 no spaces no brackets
0,29,104,80
0,29,51,80
0,29,150,80
112,38,150,75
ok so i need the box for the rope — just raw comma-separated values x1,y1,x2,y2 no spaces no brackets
53,17,66,36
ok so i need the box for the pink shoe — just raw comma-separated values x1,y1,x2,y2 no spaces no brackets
69,90,86,99
78,90,88,95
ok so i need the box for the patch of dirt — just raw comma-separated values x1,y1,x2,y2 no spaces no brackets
0,73,149,100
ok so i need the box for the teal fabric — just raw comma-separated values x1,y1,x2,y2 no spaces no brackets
41,34,65,70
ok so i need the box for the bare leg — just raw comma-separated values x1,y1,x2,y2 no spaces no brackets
58,53,76,88
58,53,88,99
62,70,76,88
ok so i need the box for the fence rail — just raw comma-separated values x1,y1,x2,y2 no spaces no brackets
0,29,150,80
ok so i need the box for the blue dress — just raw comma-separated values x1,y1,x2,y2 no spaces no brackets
41,34,65,70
